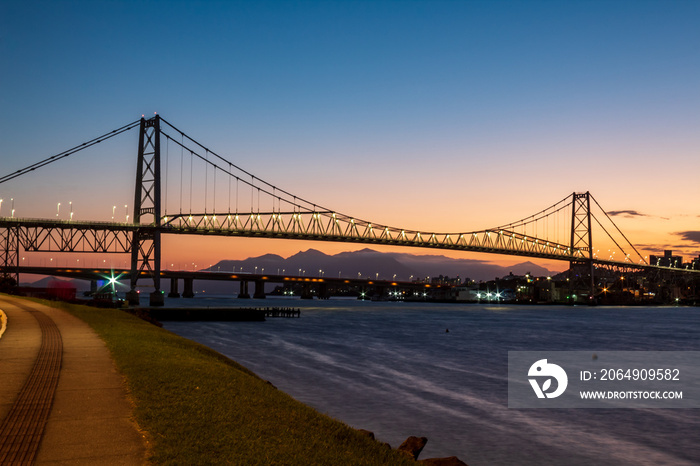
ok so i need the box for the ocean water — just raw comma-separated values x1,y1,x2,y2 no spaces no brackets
160,297,700,465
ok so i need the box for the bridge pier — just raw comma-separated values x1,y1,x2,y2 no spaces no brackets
126,290,140,306
168,278,180,298
253,280,266,299
150,290,165,306
238,280,250,299
318,283,330,299
182,278,195,298
300,283,313,299
90,280,98,295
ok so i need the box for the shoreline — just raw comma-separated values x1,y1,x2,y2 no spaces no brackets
9,296,425,464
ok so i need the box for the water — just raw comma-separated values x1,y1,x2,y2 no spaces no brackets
160,297,700,465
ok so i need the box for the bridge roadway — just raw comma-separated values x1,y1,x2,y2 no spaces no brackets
7,217,700,273
0,215,581,262
9,266,442,300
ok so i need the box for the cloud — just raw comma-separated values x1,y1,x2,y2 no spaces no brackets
606,210,648,218
675,231,700,245
606,210,670,220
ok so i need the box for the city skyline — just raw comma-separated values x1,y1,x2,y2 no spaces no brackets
1,1,699,272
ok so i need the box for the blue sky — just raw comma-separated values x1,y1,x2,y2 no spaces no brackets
1,0,699,267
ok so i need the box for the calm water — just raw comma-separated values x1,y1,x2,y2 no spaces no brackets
160,297,700,465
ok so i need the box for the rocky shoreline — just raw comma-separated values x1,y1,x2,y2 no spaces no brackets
358,430,469,465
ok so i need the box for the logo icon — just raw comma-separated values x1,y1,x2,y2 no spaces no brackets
528,359,568,399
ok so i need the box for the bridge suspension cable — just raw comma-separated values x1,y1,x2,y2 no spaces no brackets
0,120,141,185
589,195,648,265
159,117,332,215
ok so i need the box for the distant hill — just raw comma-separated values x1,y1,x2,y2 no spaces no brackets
207,248,558,282
19,249,560,296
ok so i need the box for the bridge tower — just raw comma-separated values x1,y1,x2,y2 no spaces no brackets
126,115,163,306
569,191,595,302
0,227,19,288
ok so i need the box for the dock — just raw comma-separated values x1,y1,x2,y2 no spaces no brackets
135,307,300,322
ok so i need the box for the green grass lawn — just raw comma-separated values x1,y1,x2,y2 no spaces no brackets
52,300,415,465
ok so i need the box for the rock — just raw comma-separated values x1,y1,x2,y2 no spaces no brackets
397,436,428,460
419,456,469,466
357,429,375,440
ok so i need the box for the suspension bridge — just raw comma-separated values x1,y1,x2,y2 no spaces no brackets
1,115,697,305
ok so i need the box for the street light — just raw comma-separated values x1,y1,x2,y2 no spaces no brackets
57,202,61,217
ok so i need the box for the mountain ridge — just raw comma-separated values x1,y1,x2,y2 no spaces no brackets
208,248,558,282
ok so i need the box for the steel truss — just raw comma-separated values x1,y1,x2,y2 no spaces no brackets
0,226,19,283
163,210,581,261
18,222,132,253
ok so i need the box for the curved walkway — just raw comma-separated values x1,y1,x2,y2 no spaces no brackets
0,295,147,465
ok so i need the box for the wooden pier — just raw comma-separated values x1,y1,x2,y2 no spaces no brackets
263,307,301,318
134,306,300,322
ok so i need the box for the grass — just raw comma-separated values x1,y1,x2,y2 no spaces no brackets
42,299,415,465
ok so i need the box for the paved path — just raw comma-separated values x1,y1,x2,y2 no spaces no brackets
0,295,147,464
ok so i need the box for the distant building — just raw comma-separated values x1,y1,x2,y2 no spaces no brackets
650,250,683,268
691,255,700,270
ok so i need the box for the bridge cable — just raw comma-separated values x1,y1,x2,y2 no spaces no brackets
590,213,632,263
159,120,605,251
160,118,334,213
590,195,648,265
496,194,570,230
0,120,140,184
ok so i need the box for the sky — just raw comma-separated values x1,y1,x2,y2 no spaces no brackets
1,0,699,274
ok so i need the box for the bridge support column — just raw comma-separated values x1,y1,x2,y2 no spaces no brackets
238,280,250,299
0,226,19,288
126,289,140,306
373,285,386,301
149,290,164,306
300,283,313,299
129,115,163,305
182,278,195,298
569,192,596,303
90,280,98,295
253,280,266,299
168,278,180,298
318,283,330,299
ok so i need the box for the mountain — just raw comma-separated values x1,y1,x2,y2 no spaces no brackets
205,248,559,282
